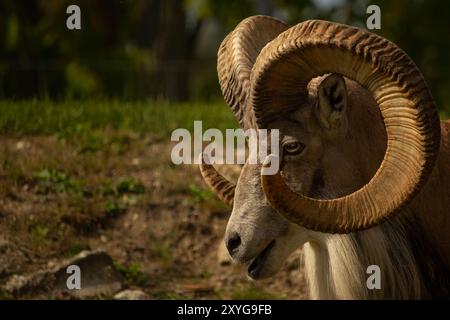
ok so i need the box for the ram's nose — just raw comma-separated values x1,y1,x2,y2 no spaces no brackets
225,232,241,256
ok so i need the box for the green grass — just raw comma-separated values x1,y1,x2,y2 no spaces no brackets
115,177,145,194
186,184,215,203
0,289,12,300
34,169,79,194
0,99,238,137
30,222,52,243
115,262,149,287
2,99,445,138
148,239,173,269
62,242,90,257
104,200,127,217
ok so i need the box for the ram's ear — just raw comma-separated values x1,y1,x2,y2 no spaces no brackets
316,74,348,131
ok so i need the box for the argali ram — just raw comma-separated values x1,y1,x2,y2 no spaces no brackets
199,16,450,299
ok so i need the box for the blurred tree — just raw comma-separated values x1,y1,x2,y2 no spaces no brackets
274,0,450,112
0,0,449,112
370,0,450,114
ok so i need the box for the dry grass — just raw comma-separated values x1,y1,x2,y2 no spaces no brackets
0,100,306,299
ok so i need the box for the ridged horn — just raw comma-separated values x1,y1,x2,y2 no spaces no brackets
217,15,288,129
199,154,235,206
254,20,440,233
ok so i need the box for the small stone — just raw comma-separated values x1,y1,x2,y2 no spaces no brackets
4,275,29,292
114,289,149,300
1,250,123,298
15,141,25,150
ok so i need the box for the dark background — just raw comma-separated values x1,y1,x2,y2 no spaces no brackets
1,0,449,111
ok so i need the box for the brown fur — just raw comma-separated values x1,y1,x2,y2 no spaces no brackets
223,75,450,299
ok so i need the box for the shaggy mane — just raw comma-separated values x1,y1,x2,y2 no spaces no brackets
302,216,436,299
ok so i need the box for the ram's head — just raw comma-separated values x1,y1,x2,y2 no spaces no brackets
199,17,440,279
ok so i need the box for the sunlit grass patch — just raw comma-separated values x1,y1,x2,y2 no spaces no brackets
28,217,73,251
34,169,79,194
0,99,237,137
115,262,149,287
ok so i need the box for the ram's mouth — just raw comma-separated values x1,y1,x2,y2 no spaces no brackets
247,240,276,279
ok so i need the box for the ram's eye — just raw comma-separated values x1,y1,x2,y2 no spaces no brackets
283,141,305,155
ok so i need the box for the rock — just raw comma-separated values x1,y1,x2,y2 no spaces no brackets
4,275,34,292
2,250,123,298
131,158,140,166
15,141,26,150
114,289,149,300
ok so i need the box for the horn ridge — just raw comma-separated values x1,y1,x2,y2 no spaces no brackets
217,15,288,128
253,20,440,233
199,154,236,206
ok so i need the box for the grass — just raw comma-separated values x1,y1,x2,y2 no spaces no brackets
30,222,52,243
115,177,145,195
0,290,12,300
148,239,173,269
0,99,447,139
0,99,272,299
230,285,286,300
34,169,79,194
0,99,238,137
186,184,215,203
115,262,149,287
104,200,127,217
62,242,90,257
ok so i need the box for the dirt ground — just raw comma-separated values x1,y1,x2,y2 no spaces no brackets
0,134,308,299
